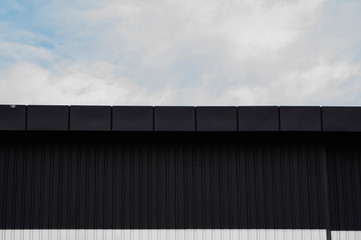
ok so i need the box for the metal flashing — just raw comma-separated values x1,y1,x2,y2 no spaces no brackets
27,105,69,131
112,106,153,131
280,106,322,131
323,107,361,132
70,106,111,131
238,106,279,131
0,105,26,130
154,106,195,131
0,105,360,132
196,106,237,131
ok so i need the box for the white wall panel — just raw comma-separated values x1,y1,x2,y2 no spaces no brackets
332,231,361,240
0,229,326,240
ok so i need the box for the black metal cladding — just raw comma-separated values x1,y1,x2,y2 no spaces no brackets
27,105,69,131
112,106,153,131
0,105,26,130
196,107,237,131
1,105,361,132
1,105,361,232
0,137,327,229
238,106,279,131
323,107,361,132
70,106,111,131
154,107,195,131
327,144,361,230
279,106,322,131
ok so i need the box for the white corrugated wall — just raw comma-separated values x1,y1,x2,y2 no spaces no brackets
331,231,361,240
0,229,327,240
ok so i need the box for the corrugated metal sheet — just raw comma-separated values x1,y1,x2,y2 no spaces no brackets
0,142,326,229
327,144,361,231
0,229,327,240
331,231,361,240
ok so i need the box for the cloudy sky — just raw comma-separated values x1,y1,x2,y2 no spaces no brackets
1,0,361,106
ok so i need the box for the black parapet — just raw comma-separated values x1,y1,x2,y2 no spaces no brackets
323,106,361,132
112,106,153,131
70,106,111,131
154,106,195,131
196,106,237,131
0,105,26,130
238,106,279,131
280,106,321,131
27,105,69,131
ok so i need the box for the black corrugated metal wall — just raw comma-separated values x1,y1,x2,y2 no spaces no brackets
327,144,361,231
0,137,332,230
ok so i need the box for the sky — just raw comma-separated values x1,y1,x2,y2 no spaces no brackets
1,0,361,106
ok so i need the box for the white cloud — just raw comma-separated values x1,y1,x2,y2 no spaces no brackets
269,58,361,105
1,0,361,105
0,41,55,63
0,62,175,105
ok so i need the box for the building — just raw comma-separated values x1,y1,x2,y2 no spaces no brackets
0,105,360,240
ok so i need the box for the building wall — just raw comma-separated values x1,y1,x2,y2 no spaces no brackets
0,133,360,239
